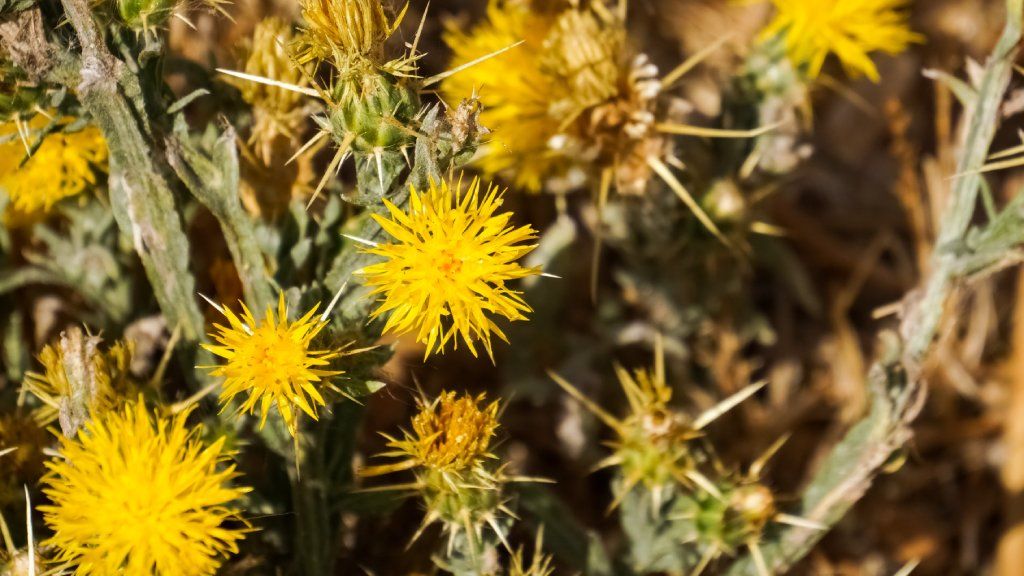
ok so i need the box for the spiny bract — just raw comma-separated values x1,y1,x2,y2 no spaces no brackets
359,175,541,360
39,400,250,576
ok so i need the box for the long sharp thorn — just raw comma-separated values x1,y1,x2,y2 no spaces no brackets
374,148,385,194
25,486,34,576
750,433,791,478
748,540,769,576
774,513,827,531
656,121,783,139
662,32,736,88
342,234,379,247
547,370,622,431
540,272,562,279
216,68,323,98
693,380,766,430
321,279,350,322
307,138,352,209
422,41,525,87
648,155,734,250
410,1,429,60
287,130,328,165
684,469,722,499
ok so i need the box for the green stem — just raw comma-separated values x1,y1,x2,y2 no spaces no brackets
58,0,206,343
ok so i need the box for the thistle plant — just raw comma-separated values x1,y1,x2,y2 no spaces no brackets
2,0,1024,573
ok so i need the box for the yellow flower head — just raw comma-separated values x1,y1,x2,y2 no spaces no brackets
22,327,135,438
358,176,541,360
0,114,107,221
202,293,341,437
361,391,499,478
762,0,922,81
39,400,250,576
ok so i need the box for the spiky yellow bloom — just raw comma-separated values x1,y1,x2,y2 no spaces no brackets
202,293,341,437
40,400,250,576
22,327,135,438
293,0,413,80
0,114,107,221
358,176,540,360
762,0,922,81
443,1,662,194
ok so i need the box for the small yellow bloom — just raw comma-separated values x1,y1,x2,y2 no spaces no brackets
40,400,250,576
202,294,341,437
22,327,135,437
0,114,107,221
359,176,540,360
762,0,922,81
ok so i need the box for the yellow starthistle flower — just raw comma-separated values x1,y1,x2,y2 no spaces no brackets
550,337,766,509
22,327,135,438
202,293,341,437
762,0,923,81
358,176,541,360
293,0,410,77
39,400,250,576
0,114,107,222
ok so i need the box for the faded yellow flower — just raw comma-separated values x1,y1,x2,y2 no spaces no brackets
22,327,135,438
0,114,107,221
442,0,566,192
359,391,508,550
762,0,922,81
358,176,540,360
238,17,310,163
443,1,662,195
202,293,341,437
40,400,250,576
367,391,499,477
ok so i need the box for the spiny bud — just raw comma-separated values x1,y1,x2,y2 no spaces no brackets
114,0,176,30
326,78,418,153
360,392,512,553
